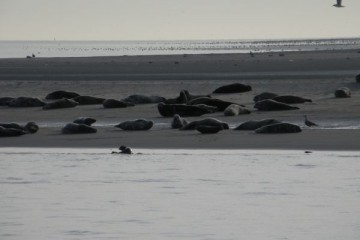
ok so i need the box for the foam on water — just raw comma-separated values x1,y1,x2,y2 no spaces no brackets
1,148,360,240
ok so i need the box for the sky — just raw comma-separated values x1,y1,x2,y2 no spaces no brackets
0,0,359,41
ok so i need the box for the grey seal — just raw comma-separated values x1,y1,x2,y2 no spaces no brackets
115,119,153,131
7,97,45,107
272,95,312,104
45,90,80,100
73,117,96,126
234,119,281,130
103,99,134,108
158,102,214,117
255,123,302,134
122,95,165,104
196,125,224,134
180,118,229,130
43,99,78,110
334,87,351,98
188,97,243,111
254,99,299,111
0,97,14,106
253,92,278,102
71,96,105,105
62,123,97,134
213,83,252,94
0,126,27,137
171,114,188,129
0,122,39,134
224,104,251,116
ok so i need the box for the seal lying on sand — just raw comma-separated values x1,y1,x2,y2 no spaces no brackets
164,90,211,104
43,99,78,110
254,99,299,111
45,90,80,100
72,96,105,105
103,99,134,108
334,87,351,98
213,83,252,94
0,97,14,106
0,122,39,134
171,114,188,129
115,119,153,131
0,126,27,137
272,95,312,104
62,123,97,134
255,123,302,134
7,97,45,107
158,103,214,117
181,118,229,130
73,117,96,126
188,97,243,111
196,125,224,134
224,104,251,116
253,92,278,102
122,95,165,104
234,119,281,130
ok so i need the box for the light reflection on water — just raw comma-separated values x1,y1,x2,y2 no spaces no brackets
0,148,360,240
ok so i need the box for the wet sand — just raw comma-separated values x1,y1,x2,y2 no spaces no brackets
0,49,359,150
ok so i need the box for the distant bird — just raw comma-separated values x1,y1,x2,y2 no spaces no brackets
304,115,318,127
333,0,344,7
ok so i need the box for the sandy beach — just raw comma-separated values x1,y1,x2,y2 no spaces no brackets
1,50,360,150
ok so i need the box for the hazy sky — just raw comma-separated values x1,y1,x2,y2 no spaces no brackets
0,0,359,40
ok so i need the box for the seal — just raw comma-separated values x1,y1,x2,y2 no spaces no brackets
188,97,243,111
272,95,312,104
115,119,153,131
334,87,351,98
255,123,302,134
213,83,252,94
253,92,278,102
103,99,134,108
122,95,165,104
45,90,80,100
158,102,213,117
0,126,27,137
71,96,105,105
73,117,97,126
62,123,97,134
196,125,223,134
224,104,251,116
164,90,211,104
171,114,188,129
234,119,281,130
0,122,39,134
7,97,45,107
42,98,78,110
180,118,229,130
254,99,299,111
0,97,14,106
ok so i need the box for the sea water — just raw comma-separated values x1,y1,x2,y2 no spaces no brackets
0,148,359,240
1,38,360,58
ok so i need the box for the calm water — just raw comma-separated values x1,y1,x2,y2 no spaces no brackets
1,38,360,58
1,148,360,240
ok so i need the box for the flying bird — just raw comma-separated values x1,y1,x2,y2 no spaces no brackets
304,115,318,127
333,0,344,7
